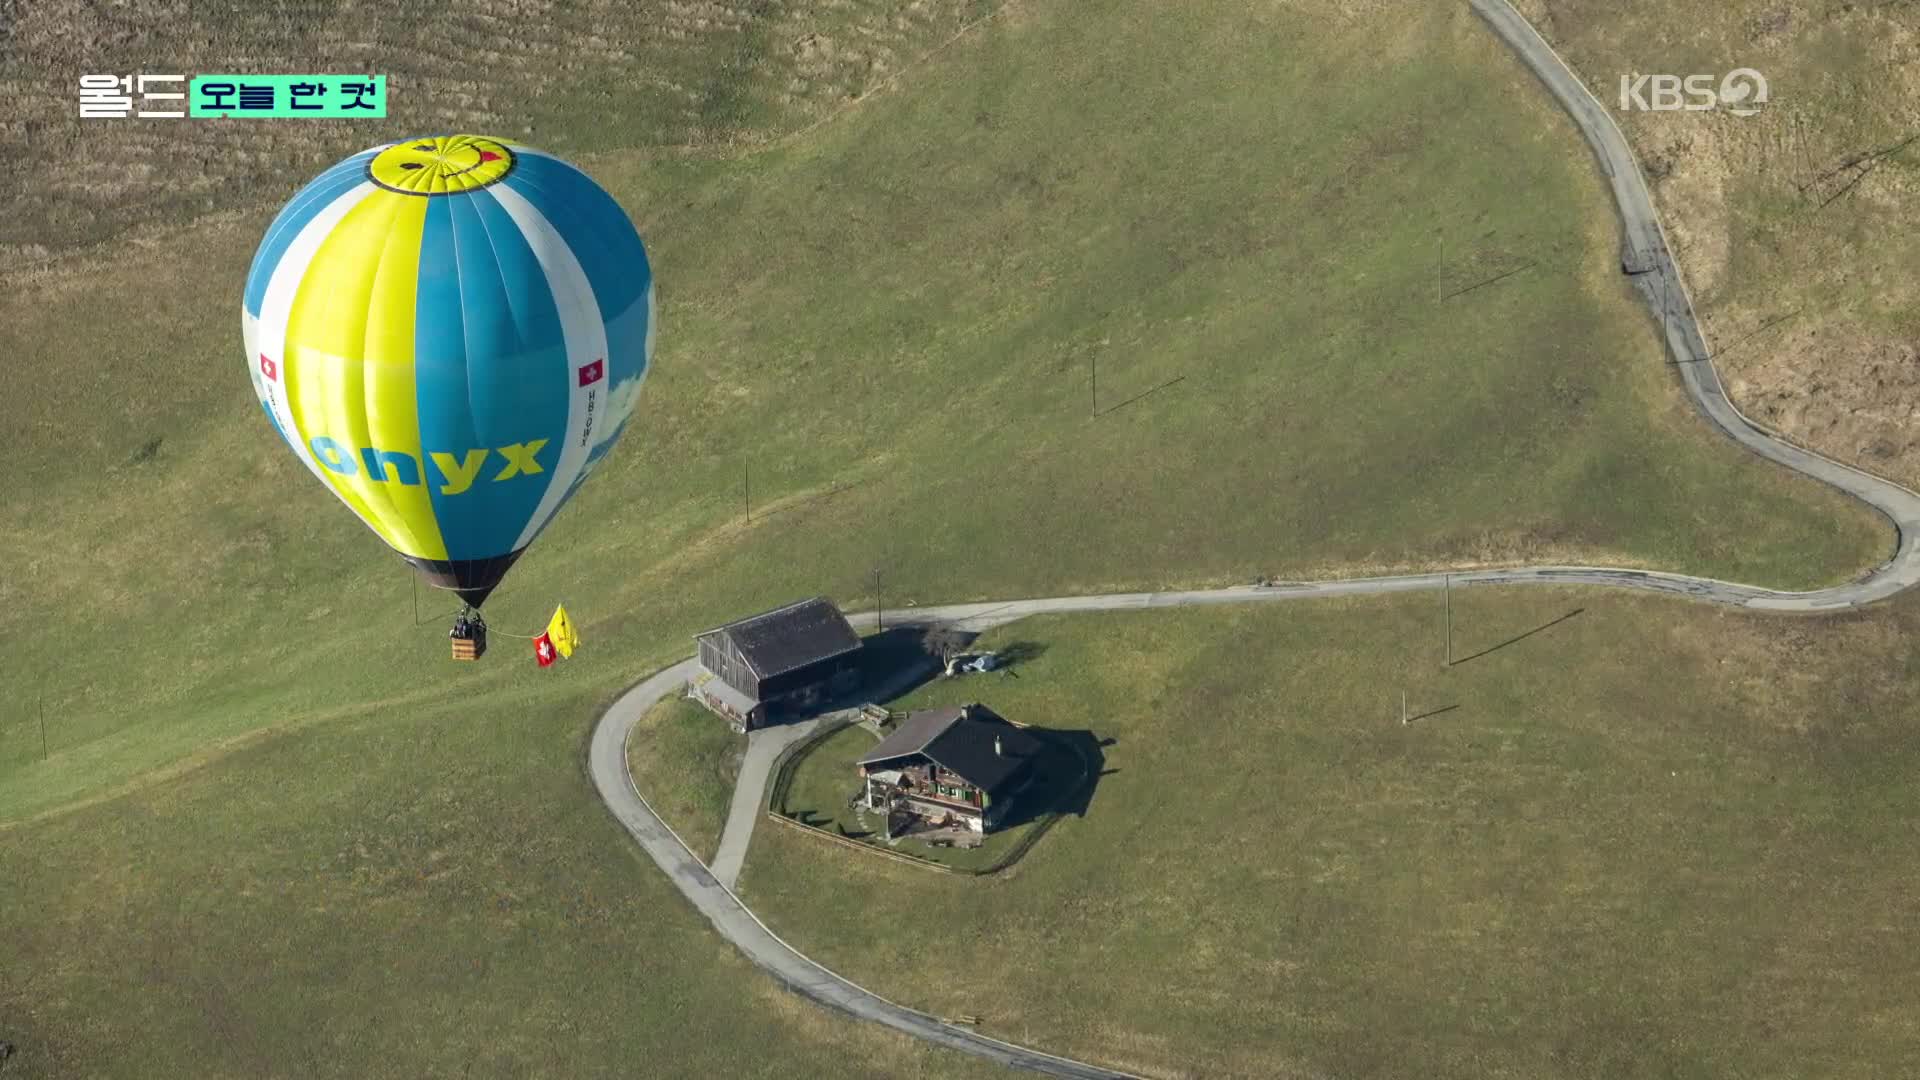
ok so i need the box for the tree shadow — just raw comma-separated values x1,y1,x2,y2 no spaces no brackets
1450,608,1585,667
996,640,1047,667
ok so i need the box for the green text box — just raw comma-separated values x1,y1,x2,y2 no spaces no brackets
189,75,387,118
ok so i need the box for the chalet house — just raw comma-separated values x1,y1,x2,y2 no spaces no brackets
691,597,863,730
857,704,1042,834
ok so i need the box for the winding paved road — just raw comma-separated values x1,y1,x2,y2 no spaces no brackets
1469,0,1920,609
708,715,821,890
589,3,1920,1076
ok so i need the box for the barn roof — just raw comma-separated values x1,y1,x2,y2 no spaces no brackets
695,597,862,679
858,705,1042,795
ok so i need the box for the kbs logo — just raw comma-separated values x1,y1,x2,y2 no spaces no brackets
1618,69,1769,117
307,437,549,495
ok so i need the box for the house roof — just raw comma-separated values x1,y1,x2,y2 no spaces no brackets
694,597,862,680
858,705,1043,795
858,707,967,764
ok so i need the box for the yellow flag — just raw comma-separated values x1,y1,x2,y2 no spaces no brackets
546,604,579,659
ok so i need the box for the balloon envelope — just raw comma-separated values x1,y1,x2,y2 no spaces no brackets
242,135,655,606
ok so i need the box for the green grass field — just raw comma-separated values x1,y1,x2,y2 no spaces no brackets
0,0,1906,1074
742,592,1920,1079
625,695,744,863
777,726,881,829
0,0,1888,823
3,680,1007,1079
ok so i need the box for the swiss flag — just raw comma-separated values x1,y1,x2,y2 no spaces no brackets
259,353,278,381
577,359,604,387
533,633,556,667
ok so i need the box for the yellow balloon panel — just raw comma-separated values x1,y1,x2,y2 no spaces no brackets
283,191,449,561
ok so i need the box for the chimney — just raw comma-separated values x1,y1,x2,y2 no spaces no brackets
994,735,1003,757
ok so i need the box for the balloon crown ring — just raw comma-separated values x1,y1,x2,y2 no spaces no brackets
368,135,516,195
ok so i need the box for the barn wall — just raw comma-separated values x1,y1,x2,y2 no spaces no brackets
699,634,760,698
760,653,858,701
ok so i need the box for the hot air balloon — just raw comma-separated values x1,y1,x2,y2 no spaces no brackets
242,135,655,654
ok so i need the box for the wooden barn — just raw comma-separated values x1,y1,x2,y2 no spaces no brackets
691,597,863,730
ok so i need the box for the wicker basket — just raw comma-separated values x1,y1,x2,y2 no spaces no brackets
450,626,486,661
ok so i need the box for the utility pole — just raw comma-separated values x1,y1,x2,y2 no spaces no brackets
873,565,883,632
1090,353,1098,416
39,687,47,761
1401,691,1408,726
744,463,752,524
1444,573,1453,667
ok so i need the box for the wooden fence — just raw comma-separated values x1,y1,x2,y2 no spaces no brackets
761,714,1100,878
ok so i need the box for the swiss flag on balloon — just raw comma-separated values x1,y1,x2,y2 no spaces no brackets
577,359,604,387
533,633,556,667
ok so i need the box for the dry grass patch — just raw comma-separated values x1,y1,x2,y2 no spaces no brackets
0,0,1003,264
1518,0,1920,486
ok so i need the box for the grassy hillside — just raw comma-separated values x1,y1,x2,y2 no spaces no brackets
626,695,744,863
0,0,1888,824
0,0,1903,1074
743,591,1920,1079
1510,0,1920,486
1,680,1009,1080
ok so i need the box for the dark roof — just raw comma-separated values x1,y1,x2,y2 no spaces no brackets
695,597,861,680
858,707,967,765
859,705,1042,795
